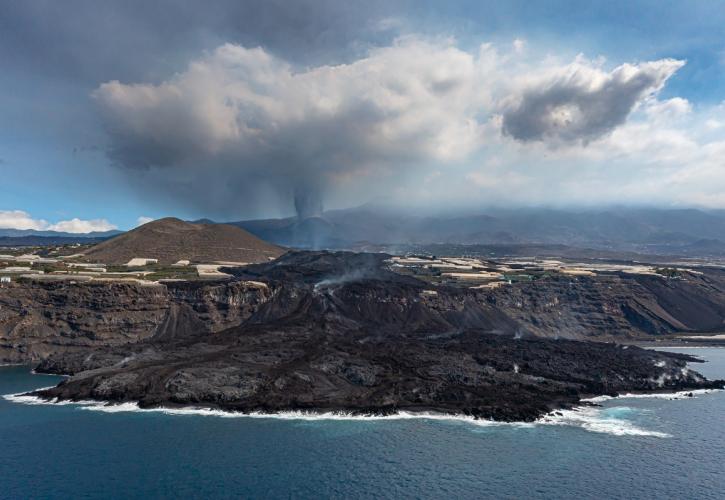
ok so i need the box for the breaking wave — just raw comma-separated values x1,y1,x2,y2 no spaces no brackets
6,388,716,438
537,406,670,438
2,392,526,426
582,388,721,403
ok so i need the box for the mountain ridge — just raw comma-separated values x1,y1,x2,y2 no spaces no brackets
80,217,284,265
229,207,725,255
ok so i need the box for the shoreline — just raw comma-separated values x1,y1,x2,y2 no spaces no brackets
628,338,725,349
11,349,725,427
4,382,723,439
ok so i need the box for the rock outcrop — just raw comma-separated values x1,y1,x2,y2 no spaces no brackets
487,270,725,339
5,252,725,367
21,251,724,421
0,279,272,363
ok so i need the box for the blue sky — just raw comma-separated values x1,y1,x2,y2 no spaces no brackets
1,0,724,231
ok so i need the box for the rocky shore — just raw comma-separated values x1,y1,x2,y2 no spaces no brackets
25,251,725,422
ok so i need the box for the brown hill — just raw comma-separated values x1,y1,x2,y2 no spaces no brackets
81,218,284,265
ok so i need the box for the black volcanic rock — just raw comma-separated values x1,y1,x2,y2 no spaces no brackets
34,328,722,421
30,251,724,421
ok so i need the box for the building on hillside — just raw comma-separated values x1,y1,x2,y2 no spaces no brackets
126,258,158,266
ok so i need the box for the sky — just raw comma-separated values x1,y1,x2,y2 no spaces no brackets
1,0,725,231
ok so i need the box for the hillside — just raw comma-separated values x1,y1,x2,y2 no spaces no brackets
23,251,724,422
81,218,284,265
232,206,725,255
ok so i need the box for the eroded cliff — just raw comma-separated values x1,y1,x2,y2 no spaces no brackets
0,279,272,363
22,251,725,421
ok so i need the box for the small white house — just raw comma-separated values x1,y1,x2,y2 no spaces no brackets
0,276,11,283
126,258,159,266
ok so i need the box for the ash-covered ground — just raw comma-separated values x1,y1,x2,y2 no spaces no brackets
29,251,724,421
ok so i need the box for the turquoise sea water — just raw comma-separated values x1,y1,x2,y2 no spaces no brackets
1,348,724,499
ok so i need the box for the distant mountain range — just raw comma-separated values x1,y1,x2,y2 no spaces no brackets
0,228,122,238
6,207,725,257
231,206,725,257
0,228,122,246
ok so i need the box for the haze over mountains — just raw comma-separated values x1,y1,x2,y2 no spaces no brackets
232,206,725,256
0,227,122,246
5,207,725,258
0,228,121,238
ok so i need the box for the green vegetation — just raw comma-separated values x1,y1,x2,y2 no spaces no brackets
655,267,682,278
502,273,535,282
143,267,200,281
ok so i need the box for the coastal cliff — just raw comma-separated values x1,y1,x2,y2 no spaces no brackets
0,279,271,364
6,253,725,368
20,251,724,421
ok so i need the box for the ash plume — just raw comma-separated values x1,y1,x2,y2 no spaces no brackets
294,187,324,220
92,39,684,218
92,39,487,217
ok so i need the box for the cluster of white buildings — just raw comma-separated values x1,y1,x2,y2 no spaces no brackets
0,251,241,284
388,254,666,288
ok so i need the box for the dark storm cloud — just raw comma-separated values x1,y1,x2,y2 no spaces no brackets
0,0,399,84
0,0,404,218
91,40,485,218
1,1,699,219
501,59,685,144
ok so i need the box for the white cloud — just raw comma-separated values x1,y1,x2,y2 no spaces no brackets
92,38,497,215
0,210,47,231
0,210,117,233
451,97,725,209
645,97,692,122
500,57,684,143
705,119,722,130
92,37,725,212
136,216,154,226
47,218,116,233
512,38,526,54
95,38,489,170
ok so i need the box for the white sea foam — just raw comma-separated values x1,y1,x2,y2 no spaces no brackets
3,391,677,437
82,404,535,428
81,402,538,429
5,383,722,438
536,406,671,438
1,392,531,427
30,369,69,377
3,386,63,404
582,388,722,403
648,346,725,350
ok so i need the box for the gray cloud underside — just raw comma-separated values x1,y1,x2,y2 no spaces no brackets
92,40,486,217
502,59,684,143
0,0,398,83
91,40,686,218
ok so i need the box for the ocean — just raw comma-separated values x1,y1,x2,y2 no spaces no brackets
1,347,724,499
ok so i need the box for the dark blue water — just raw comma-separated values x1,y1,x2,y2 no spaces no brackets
1,348,724,499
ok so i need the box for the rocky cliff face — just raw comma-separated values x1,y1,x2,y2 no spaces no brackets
26,251,724,421
4,253,725,365
37,329,722,422
487,271,725,339
0,280,271,363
